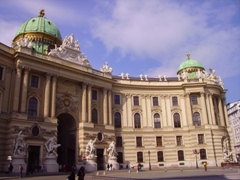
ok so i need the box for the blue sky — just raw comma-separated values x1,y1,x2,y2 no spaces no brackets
0,0,239,103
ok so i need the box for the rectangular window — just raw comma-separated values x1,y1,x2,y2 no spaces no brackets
0,66,3,80
114,94,120,104
30,75,39,88
198,134,204,144
191,95,198,105
156,136,163,146
153,97,159,106
176,136,182,146
136,137,142,147
92,90,97,100
172,96,178,106
116,136,123,147
133,96,139,106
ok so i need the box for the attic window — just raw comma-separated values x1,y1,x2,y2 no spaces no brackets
48,21,51,25
32,19,35,22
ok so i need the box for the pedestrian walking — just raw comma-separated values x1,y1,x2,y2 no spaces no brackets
19,164,23,178
203,162,207,171
77,166,85,180
67,170,75,180
8,163,13,176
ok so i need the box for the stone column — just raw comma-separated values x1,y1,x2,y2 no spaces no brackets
200,92,208,125
126,94,132,127
44,73,51,117
205,93,212,125
222,97,229,127
81,83,87,122
103,89,108,125
51,76,57,117
218,97,225,126
141,95,147,128
122,95,128,127
165,95,172,127
87,84,92,123
146,95,152,127
108,90,112,125
180,95,187,127
20,68,30,113
160,95,167,127
209,94,216,125
13,66,22,112
185,93,192,126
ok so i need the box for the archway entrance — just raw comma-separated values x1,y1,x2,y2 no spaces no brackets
57,113,76,171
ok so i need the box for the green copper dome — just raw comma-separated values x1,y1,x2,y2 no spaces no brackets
177,54,204,73
13,9,62,54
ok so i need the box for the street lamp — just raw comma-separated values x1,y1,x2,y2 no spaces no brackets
193,149,199,168
148,150,151,170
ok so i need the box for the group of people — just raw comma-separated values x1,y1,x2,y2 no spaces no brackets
67,166,85,180
8,163,24,178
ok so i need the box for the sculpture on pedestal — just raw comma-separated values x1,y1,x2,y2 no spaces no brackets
12,131,26,156
45,136,61,157
107,141,118,158
85,138,97,159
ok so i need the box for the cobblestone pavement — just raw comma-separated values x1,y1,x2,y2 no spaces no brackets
0,167,239,180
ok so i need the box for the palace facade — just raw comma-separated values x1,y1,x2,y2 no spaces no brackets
0,10,235,172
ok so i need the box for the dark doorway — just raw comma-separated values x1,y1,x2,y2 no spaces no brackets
57,113,76,171
97,149,104,170
27,146,40,174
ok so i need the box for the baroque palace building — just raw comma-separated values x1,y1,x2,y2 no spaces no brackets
0,10,235,172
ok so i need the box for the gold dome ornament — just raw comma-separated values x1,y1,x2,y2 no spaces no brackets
63,99,71,107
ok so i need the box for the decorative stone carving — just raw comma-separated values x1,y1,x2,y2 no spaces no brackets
140,74,143,80
181,70,188,80
125,73,130,79
14,35,33,49
48,34,91,67
12,131,26,156
100,62,113,73
107,141,118,158
45,136,61,157
144,75,148,81
85,138,97,159
119,73,125,79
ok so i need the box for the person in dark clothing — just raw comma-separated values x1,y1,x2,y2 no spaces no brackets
77,166,85,180
67,171,75,180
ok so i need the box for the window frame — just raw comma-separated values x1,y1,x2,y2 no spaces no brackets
156,136,163,147
134,113,141,128
154,113,161,128
30,75,39,88
176,136,182,146
200,149,207,160
173,113,181,128
193,112,201,126
114,94,121,105
172,96,178,106
116,136,123,147
178,150,184,161
136,137,142,147
152,97,159,106
157,151,164,162
114,112,122,128
92,90,97,100
198,134,204,144
28,97,38,116
92,108,98,124
137,152,143,163
191,95,198,105
133,96,139,106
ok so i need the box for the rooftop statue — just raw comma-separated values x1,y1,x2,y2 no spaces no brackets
100,62,113,73
14,35,33,49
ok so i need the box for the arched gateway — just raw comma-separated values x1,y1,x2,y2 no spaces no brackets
57,113,76,170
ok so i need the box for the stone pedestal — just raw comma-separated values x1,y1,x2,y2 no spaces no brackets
85,157,97,172
45,155,58,172
108,156,119,170
11,155,26,173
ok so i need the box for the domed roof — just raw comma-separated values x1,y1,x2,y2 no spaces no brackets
177,53,204,73
15,9,62,40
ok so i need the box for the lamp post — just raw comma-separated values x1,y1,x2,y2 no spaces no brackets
148,150,151,170
193,149,199,168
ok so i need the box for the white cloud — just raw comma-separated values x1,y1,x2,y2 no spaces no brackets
89,0,240,78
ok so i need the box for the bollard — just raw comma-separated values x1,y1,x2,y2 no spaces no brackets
180,168,183,171
128,170,131,173
136,170,139,173
164,167,167,172
96,172,99,176
103,171,106,175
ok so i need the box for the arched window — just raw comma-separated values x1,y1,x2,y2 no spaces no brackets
28,97,38,116
117,152,123,163
174,113,181,128
114,112,122,128
137,152,143,163
134,113,141,128
200,149,207,159
154,113,161,128
193,112,201,126
157,151,164,162
92,108,98,124
178,150,184,161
